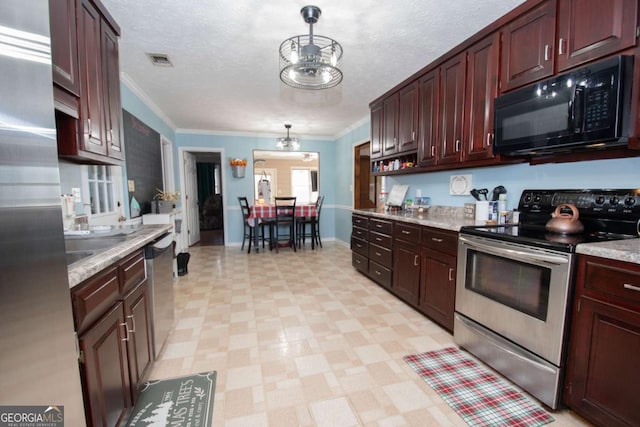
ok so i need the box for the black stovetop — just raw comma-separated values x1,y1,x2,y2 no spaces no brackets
461,189,640,252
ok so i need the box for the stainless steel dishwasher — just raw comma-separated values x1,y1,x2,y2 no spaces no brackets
145,233,175,359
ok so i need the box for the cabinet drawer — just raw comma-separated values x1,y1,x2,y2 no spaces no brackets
369,231,392,248
352,225,368,241
72,265,119,334
582,256,640,307
370,218,393,235
119,249,146,295
394,222,421,244
351,237,368,256
421,228,458,255
368,261,392,289
352,252,368,273
369,243,392,268
352,214,369,228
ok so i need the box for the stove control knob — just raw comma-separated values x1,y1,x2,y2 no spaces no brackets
523,193,532,203
595,196,606,205
624,197,636,207
533,194,542,203
609,196,620,205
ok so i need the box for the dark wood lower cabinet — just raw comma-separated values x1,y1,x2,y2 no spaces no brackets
393,239,420,305
419,248,456,331
79,301,131,427
564,255,640,427
123,281,153,403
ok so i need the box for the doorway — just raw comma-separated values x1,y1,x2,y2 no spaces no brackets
179,148,226,248
354,142,376,209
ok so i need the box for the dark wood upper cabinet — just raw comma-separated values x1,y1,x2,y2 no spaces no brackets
556,0,638,71
49,0,79,96
398,81,419,152
463,33,500,162
438,53,466,165
417,68,439,167
102,22,124,160
370,101,383,159
383,93,399,156
501,0,557,92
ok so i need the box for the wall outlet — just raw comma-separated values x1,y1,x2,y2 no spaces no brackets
416,189,422,197
71,187,81,203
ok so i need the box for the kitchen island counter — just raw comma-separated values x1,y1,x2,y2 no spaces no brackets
66,224,172,288
576,238,640,265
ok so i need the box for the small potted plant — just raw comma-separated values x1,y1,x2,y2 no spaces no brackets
229,158,247,178
154,188,180,213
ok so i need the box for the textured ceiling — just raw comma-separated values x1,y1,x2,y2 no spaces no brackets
102,0,526,139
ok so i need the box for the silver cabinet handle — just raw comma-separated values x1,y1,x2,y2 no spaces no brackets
402,230,411,235
375,237,382,242
455,139,461,152
486,133,493,146
375,270,382,276
414,255,419,266
624,283,640,292
431,145,435,157
412,130,416,141
355,258,362,264
544,44,551,61
558,38,565,55
87,118,92,137
120,321,130,342
449,268,454,282
375,252,382,257
127,314,136,333
431,237,443,243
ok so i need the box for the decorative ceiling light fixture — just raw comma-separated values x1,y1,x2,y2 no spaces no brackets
276,124,300,151
279,5,343,90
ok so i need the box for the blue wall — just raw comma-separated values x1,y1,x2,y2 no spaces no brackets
121,82,640,248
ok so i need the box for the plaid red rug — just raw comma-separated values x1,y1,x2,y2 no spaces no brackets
403,347,554,427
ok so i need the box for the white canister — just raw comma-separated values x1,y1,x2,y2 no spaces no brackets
475,201,489,222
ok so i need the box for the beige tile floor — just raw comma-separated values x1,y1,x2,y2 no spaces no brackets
148,243,593,427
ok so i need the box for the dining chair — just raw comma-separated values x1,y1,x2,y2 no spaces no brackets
238,196,257,253
297,195,323,249
273,196,297,252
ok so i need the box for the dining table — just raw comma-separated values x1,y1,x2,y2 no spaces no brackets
248,203,318,251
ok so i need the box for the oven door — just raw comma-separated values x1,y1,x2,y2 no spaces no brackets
455,234,573,366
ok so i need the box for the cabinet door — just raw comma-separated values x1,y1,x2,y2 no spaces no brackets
393,240,420,306
398,82,419,152
383,93,399,156
123,281,153,400
370,101,383,159
77,0,107,156
419,248,456,331
501,0,556,92
79,301,131,427
464,33,499,162
564,296,640,427
102,23,124,160
417,68,439,167
49,0,79,96
557,0,638,71
438,53,466,165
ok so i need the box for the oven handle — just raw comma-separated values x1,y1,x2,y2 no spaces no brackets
459,236,569,265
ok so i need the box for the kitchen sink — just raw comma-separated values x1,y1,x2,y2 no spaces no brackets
65,250,95,265
64,236,129,252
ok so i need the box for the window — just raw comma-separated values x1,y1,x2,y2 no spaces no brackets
88,165,115,215
291,168,317,205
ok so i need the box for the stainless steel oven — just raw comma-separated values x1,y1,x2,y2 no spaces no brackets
454,189,640,410
455,234,573,408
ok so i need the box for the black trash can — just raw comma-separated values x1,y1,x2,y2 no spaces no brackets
177,252,190,276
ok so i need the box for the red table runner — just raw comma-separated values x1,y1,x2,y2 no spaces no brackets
249,204,317,220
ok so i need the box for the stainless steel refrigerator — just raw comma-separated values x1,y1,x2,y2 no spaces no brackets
0,1,85,424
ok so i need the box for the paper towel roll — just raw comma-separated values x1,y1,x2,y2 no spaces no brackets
475,201,489,222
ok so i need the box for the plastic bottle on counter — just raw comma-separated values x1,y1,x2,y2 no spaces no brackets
498,193,507,214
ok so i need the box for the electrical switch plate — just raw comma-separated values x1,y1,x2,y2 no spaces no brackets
71,187,81,203
128,180,135,192
450,174,472,195
416,189,422,197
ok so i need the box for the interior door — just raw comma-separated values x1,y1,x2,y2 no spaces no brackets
184,152,200,246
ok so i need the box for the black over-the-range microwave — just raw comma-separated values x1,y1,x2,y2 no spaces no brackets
493,55,633,156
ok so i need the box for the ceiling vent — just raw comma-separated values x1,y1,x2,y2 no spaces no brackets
146,53,173,67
